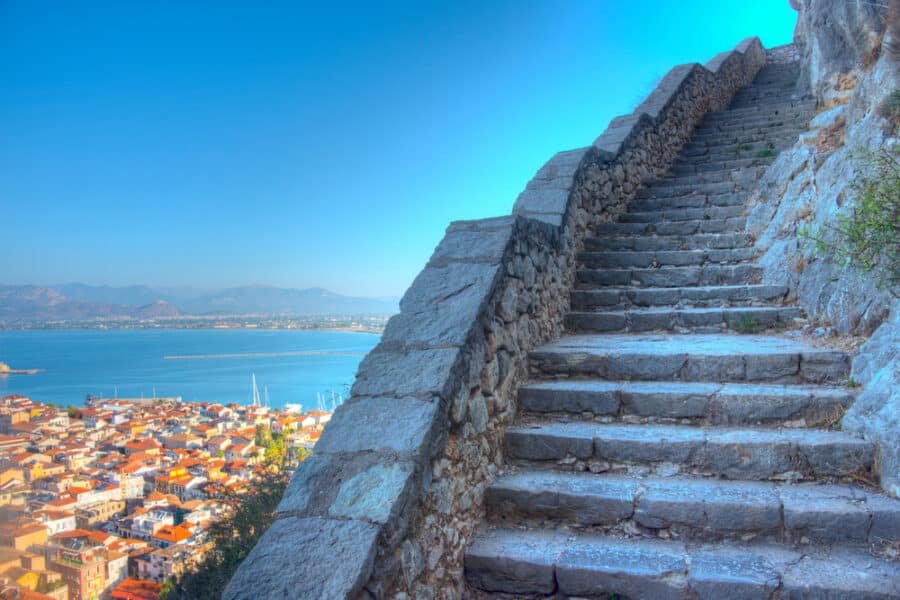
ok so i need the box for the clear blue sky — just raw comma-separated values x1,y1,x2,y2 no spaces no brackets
1,1,797,297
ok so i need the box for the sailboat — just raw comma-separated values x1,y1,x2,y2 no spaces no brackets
251,373,261,407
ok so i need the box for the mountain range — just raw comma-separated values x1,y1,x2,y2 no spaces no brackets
0,284,399,322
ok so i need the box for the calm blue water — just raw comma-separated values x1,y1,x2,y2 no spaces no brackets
0,329,379,408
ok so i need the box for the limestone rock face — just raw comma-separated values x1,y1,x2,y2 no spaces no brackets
747,57,898,336
843,307,900,497
792,0,891,100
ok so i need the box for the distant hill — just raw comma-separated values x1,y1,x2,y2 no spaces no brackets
180,285,397,316
0,283,397,322
0,285,147,322
54,283,177,306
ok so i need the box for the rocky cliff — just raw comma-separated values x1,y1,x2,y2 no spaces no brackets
746,0,899,494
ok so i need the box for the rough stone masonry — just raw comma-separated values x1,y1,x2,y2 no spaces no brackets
225,0,900,597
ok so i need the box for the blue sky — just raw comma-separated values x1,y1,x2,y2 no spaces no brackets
1,1,797,297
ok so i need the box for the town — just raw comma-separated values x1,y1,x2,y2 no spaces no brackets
0,393,328,599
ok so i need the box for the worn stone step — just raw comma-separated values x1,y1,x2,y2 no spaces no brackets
570,284,787,308
619,206,745,223
591,218,747,237
518,380,852,426
584,233,750,252
730,90,805,104
528,333,850,383
691,125,806,145
701,104,815,125
635,180,736,199
677,144,782,163
566,306,802,333
660,165,766,184
628,193,745,211
505,421,872,479
694,115,808,134
465,528,900,598
670,157,773,175
682,134,799,153
578,248,754,269
485,472,899,545
577,263,759,288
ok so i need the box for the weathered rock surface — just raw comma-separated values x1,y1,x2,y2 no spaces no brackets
843,308,900,496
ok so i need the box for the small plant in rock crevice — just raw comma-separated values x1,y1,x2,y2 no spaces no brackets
798,147,900,292
755,148,777,158
730,315,763,333
878,89,900,133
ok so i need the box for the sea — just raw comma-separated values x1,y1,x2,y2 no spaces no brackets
0,328,380,409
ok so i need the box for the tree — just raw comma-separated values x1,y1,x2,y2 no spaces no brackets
160,468,291,599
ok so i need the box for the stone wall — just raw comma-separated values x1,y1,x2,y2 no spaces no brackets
767,43,800,64
745,0,899,495
223,37,766,600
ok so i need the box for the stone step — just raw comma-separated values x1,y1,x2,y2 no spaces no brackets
677,144,783,162
465,529,900,598
628,193,746,211
576,263,759,288
505,422,872,480
566,306,802,333
590,218,747,236
670,157,773,174
701,103,816,124
636,180,736,199
728,98,805,111
644,164,768,189
570,283,787,308
484,472,900,545
618,206,745,223
682,134,799,153
528,333,850,383
691,125,807,144
518,380,852,426
579,248,754,268
730,90,806,104
693,115,808,134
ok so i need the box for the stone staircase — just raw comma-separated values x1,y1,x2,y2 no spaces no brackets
464,62,900,598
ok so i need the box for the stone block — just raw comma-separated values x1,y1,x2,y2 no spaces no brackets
556,536,687,600
350,346,461,399
428,220,514,266
513,187,569,216
687,546,783,599
222,516,379,600
464,529,567,595
315,395,442,456
382,261,501,347
278,452,419,526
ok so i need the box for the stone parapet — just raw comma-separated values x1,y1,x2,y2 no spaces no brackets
223,37,766,600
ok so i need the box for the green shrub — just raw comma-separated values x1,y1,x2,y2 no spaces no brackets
160,467,291,599
800,147,899,289
755,148,777,158
878,90,900,131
